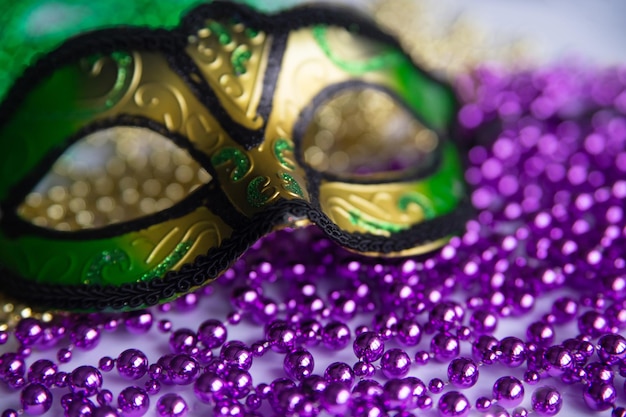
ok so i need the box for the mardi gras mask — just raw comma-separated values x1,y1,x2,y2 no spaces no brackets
0,2,469,311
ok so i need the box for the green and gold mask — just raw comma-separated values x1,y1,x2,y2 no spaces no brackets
0,1,469,310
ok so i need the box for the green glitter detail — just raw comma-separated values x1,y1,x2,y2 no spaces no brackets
208,21,232,45
312,25,405,75
273,138,295,170
247,176,271,208
398,192,436,219
211,147,251,182
140,241,192,282
84,249,130,285
348,210,408,233
231,45,252,75
281,172,303,197
105,51,132,109
244,27,259,38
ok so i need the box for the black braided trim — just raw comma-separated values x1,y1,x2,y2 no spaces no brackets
0,198,471,311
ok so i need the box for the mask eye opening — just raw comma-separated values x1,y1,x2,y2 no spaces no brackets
295,82,442,184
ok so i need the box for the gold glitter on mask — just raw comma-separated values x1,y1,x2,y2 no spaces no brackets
18,127,212,231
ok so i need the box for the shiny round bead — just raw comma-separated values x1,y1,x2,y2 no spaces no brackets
431,332,460,362
118,386,150,417
15,318,43,347
353,361,375,378
197,319,227,349
156,393,188,417
475,397,492,411
169,329,197,354
26,359,57,387
415,350,431,365
322,321,351,350
526,321,555,347
352,379,383,399
524,370,540,385
437,391,470,417
578,311,610,337
193,371,226,403
20,383,53,415
551,297,578,324
469,309,497,334
497,336,526,367
429,302,464,331
583,382,616,411
381,348,411,378
512,407,529,417
0,353,25,379
492,376,524,407
57,348,72,363
98,357,115,372
116,349,148,380
266,320,296,353
220,341,252,370
321,382,351,416
245,393,262,410
324,362,355,388
225,367,252,399
168,354,199,385
598,334,626,365
429,378,445,394
472,335,498,363
543,346,573,377
447,358,479,388
382,378,413,410
300,374,327,398
1,410,18,417
68,366,102,397
397,319,422,346
284,348,314,381
124,310,153,334
145,379,161,395
70,323,101,350
585,362,614,383
531,386,562,416
96,390,113,406
353,331,384,362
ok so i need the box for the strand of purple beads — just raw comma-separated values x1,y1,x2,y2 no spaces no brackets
2,63,626,417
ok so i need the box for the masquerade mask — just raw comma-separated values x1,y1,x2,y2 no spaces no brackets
0,2,469,311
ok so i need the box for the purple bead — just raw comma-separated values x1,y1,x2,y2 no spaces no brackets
524,370,541,385
169,329,197,354
598,334,626,365
429,302,464,331
118,386,150,417
585,362,614,383
1,410,18,417
97,389,113,406
492,376,525,407
220,341,252,370
396,320,422,346
156,393,188,417
475,397,491,411
437,391,470,417
124,311,153,334
70,323,101,350
447,358,479,388
68,365,102,397
472,335,498,363
469,310,497,334
145,379,161,395
168,354,199,385
322,321,351,350
543,346,573,377
225,367,252,399
381,348,411,378
429,378,445,394
431,332,460,362
20,383,53,415
15,318,43,346
300,375,327,398
352,379,383,399
26,359,57,387
526,321,555,346
284,348,315,381
353,361,375,378
98,357,115,372
498,337,526,367
324,362,355,388
531,386,562,416
57,347,72,363
583,382,616,411
613,407,626,417
578,311,610,337
321,382,351,416
116,349,148,380
551,297,578,324
353,331,384,362
0,352,25,379
265,320,296,353
197,319,227,349
512,407,529,417
382,378,414,410
194,371,227,403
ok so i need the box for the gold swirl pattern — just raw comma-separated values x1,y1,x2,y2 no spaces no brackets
186,19,271,131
